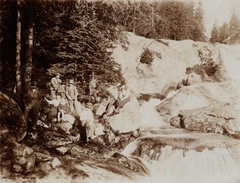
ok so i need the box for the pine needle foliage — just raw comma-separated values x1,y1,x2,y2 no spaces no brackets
33,0,126,94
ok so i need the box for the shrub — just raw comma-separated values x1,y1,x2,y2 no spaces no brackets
158,39,169,47
140,48,154,65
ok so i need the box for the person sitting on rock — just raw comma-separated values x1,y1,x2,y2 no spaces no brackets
99,84,120,119
102,95,118,118
65,79,78,113
51,73,62,92
95,92,110,118
115,83,130,113
80,102,96,141
57,93,75,134
57,93,71,122
42,94,61,126
23,80,42,131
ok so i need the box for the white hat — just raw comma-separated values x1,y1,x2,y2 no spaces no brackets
69,79,74,84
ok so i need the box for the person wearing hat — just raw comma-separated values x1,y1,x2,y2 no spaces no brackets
89,76,98,103
51,73,62,92
23,80,42,131
66,79,78,112
115,83,130,113
80,102,96,141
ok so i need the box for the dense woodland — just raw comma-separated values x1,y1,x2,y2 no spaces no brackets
0,0,240,102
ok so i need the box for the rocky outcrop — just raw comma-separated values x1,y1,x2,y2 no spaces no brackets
156,80,240,123
109,94,141,133
0,92,36,177
43,130,74,148
170,102,240,139
112,34,240,97
0,142,35,175
112,34,201,95
0,91,28,142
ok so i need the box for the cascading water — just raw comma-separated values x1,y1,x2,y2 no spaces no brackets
122,135,240,183
140,90,178,128
122,91,240,183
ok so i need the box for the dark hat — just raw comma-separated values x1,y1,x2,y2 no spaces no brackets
32,81,38,86
85,102,93,109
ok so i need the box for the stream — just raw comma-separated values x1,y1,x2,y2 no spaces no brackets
121,92,240,183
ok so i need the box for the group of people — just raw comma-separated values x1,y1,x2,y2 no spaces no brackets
23,73,131,142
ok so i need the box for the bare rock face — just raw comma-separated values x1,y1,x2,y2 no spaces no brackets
0,91,28,142
111,34,202,95
170,103,240,139
156,80,240,123
0,142,35,175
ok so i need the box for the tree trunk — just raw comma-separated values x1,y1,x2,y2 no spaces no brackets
24,15,33,91
16,0,22,94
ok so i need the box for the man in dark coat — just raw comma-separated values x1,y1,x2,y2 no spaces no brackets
23,80,42,131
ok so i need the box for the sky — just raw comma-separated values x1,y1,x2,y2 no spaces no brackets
194,0,239,37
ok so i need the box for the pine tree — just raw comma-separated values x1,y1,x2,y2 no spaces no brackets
218,22,229,43
33,1,125,94
210,20,219,43
227,12,240,44
191,1,206,41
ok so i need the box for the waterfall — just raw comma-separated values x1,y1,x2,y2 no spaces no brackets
122,91,240,183
145,146,240,183
140,98,165,127
140,89,178,128
122,135,240,183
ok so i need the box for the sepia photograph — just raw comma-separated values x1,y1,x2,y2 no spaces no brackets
0,0,240,182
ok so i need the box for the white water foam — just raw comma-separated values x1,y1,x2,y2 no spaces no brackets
139,89,178,128
123,87,240,183
122,137,240,183
144,146,240,183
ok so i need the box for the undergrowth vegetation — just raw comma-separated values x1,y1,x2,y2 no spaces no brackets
140,48,154,65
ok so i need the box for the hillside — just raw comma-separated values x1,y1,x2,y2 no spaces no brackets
112,33,240,96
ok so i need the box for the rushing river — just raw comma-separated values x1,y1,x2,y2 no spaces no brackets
122,93,240,183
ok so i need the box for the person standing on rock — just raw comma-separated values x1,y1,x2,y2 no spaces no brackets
66,79,78,112
23,80,42,131
51,73,62,92
89,75,98,103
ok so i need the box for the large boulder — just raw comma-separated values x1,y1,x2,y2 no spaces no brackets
43,130,73,148
170,102,240,139
0,142,35,175
0,91,27,142
156,80,240,123
109,94,141,133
